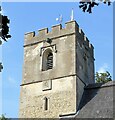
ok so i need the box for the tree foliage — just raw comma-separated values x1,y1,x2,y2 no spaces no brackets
1,15,11,42
95,71,112,83
0,6,11,44
0,114,8,120
79,0,111,13
0,6,11,72
0,62,3,72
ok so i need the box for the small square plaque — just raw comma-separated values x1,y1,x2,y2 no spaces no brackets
42,80,52,91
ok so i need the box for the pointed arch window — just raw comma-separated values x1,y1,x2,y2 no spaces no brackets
42,49,53,71
47,52,53,70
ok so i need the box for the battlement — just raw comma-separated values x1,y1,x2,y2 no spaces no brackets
78,29,94,53
25,31,35,38
39,28,48,35
24,20,94,51
79,28,85,36
52,24,62,31
24,20,78,39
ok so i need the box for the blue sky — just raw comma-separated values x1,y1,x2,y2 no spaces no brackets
1,2,113,118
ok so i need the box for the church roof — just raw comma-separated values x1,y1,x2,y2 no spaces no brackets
76,81,115,118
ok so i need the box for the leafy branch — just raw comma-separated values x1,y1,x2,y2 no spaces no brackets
0,6,11,72
0,114,8,120
79,0,111,13
0,6,11,44
95,71,112,83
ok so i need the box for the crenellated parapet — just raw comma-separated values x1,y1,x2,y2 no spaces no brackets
25,31,35,40
39,28,48,36
77,27,94,58
52,24,62,32
24,20,94,54
24,20,79,46
79,28,85,37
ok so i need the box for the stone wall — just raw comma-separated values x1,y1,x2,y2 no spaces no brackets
76,27,95,85
19,76,76,118
22,21,77,85
19,20,95,118
77,77,85,108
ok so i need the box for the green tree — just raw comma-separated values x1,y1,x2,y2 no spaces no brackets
0,6,11,72
79,0,111,13
0,6,11,43
0,114,8,120
95,71,112,83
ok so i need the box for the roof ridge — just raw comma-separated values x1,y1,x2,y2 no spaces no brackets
85,81,115,89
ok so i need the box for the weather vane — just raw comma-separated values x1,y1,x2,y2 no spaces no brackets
56,14,63,23
56,8,74,24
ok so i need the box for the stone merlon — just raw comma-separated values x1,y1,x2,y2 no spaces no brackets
24,20,94,51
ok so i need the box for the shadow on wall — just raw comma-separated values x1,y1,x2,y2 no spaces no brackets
77,83,103,111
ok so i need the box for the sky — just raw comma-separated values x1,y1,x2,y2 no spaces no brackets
1,2,113,118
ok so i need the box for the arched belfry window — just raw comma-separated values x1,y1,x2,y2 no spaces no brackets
42,49,53,71
47,52,53,69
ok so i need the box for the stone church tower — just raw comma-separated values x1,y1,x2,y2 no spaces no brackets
19,20,95,118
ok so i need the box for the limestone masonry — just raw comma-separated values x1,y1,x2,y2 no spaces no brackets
19,20,95,118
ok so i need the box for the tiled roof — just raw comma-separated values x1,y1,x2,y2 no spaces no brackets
76,81,115,118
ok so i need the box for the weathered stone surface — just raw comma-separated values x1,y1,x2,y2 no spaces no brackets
19,76,76,118
19,20,95,118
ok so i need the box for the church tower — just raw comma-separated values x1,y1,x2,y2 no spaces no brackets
19,20,95,118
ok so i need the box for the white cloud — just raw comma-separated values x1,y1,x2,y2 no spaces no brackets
97,63,108,73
